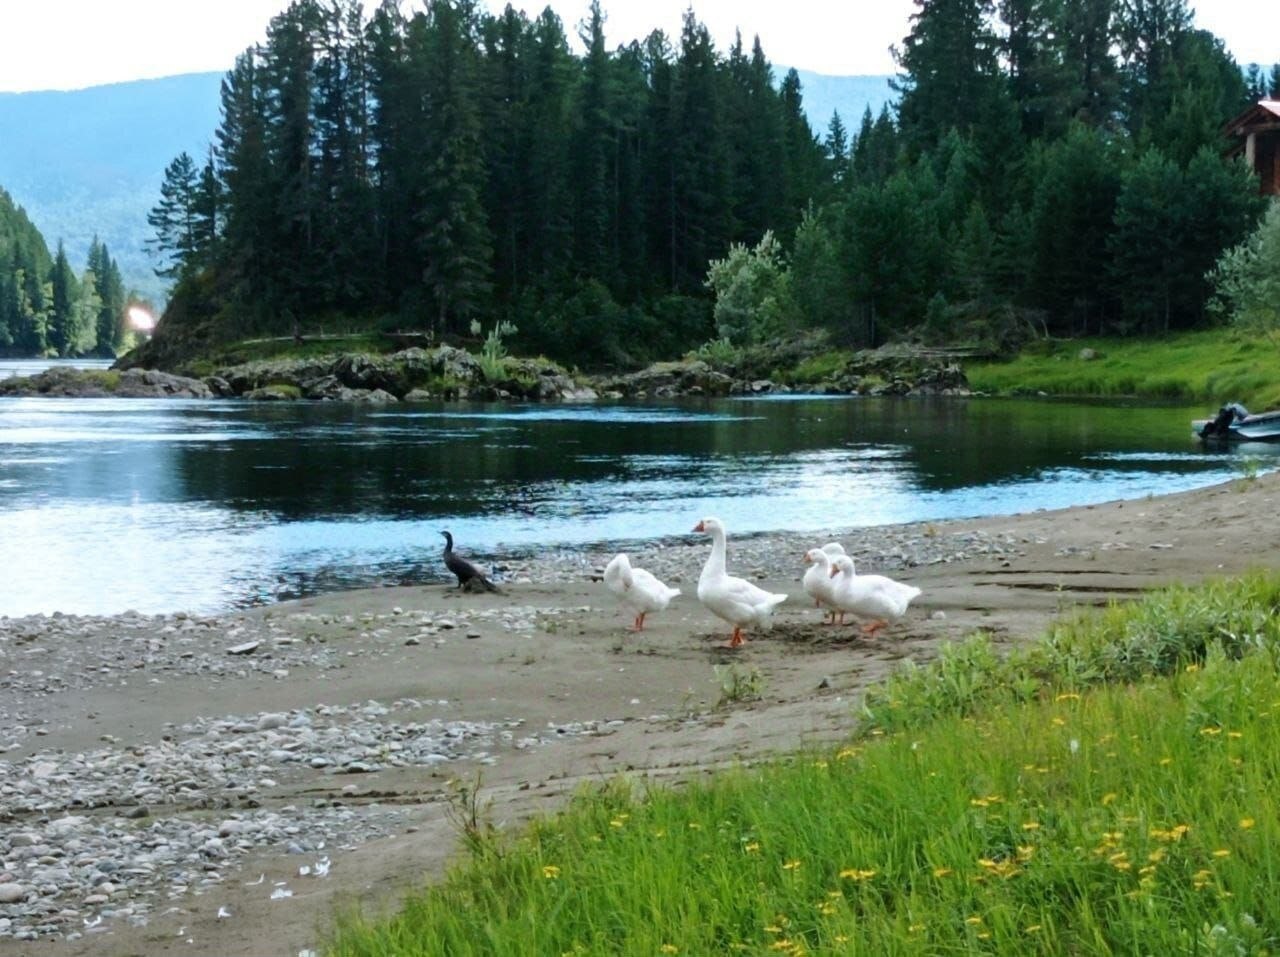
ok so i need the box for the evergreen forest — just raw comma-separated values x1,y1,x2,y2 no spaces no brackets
147,0,1279,368
0,188,129,357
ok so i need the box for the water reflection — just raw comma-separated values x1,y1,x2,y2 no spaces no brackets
0,394,1271,616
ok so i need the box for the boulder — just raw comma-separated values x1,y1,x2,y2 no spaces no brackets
244,384,300,401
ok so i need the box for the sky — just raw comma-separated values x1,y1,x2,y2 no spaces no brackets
1,0,1276,94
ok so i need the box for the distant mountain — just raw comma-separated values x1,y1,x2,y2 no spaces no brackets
783,69,896,135
0,72,224,305
0,69,892,307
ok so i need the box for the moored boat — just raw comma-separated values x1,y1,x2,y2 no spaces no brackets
1194,403,1280,442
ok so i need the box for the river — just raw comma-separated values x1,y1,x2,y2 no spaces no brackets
0,394,1270,616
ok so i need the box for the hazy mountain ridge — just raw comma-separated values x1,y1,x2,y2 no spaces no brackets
0,69,892,305
0,73,224,304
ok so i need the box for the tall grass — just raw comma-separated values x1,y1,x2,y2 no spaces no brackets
328,575,1280,956
967,330,1280,409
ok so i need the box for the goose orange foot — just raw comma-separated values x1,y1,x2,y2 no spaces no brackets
860,620,887,637
723,627,745,649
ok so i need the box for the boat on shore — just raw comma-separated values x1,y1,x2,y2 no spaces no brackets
1194,403,1280,442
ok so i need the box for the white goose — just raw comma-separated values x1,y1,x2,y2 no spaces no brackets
828,554,921,636
603,553,681,632
802,548,841,624
694,517,787,648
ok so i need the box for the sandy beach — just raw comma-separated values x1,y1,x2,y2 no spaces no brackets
2,470,1277,957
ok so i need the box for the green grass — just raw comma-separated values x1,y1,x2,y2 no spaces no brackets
327,574,1280,956
776,350,848,385
202,332,397,368
967,330,1280,408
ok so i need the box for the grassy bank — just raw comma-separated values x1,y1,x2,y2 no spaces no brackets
328,573,1280,956
966,330,1280,409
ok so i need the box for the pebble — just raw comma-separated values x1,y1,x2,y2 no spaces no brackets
0,883,28,903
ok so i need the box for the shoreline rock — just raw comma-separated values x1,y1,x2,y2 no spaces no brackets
2,344,969,402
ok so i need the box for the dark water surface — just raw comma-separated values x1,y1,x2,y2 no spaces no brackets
0,394,1270,616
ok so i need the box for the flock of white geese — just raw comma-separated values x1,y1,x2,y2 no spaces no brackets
603,516,921,648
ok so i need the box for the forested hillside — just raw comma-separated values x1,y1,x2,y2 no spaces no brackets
0,189,129,356
0,73,225,307
145,0,1277,370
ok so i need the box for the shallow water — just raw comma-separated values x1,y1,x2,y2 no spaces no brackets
0,394,1270,616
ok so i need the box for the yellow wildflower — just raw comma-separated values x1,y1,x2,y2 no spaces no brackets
1212,849,1231,858
1101,792,1118,806
687,822,701,830
1240,818,1256,830
1052,716,1066,726
744,842,761,853
782,860,802,871
1228,731,1243,739
932,867,952,878
1025,925,1043,934
1055,692,1081,702
1185,663,1200,673
965,916,984,925
908,923,925,933
660,946,679,955
839,868,877,881
1200,726,1223,736
610,818,625,828
542,865,561,879
1159,757,1174,766
1022,821,1041,831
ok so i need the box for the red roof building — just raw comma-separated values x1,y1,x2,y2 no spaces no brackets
1225,99,1280,195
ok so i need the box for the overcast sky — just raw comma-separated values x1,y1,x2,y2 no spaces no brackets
1,0,1276,94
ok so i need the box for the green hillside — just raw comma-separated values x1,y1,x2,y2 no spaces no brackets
0,72,224,305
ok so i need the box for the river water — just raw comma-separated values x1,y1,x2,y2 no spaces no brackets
0,357,115,379
0,394,1269,616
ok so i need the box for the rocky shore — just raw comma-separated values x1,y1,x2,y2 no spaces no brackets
10,463,1279,957
0,518,1023,950
0,344,970,403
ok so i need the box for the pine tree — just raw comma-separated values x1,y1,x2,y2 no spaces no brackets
669,11,731,293
999,0,1075,138
216,50,276,331
48,242,78,356
1115,0,1191,139
1270,63,1280,98
572,0,615,283
1026,124,1123,334
824,112,849,182
894,0,1009,153
1245,64,1265,103
87,238,127,355
1058,0,1122,127
147,152,202,280
413,0,492,333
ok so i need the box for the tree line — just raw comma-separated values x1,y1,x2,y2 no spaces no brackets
0,188,129,357
150,0,1277,367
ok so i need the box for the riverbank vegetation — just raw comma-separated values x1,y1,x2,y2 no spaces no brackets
137,0,1273,375
966,328,1280,409
328,573,1280,955
0,188,131,357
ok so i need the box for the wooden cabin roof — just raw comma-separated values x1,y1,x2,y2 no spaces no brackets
1225,100,1280,138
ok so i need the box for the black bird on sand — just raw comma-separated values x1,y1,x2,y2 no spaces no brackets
440,531,499,592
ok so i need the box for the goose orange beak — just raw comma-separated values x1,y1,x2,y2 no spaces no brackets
693,520,706,533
